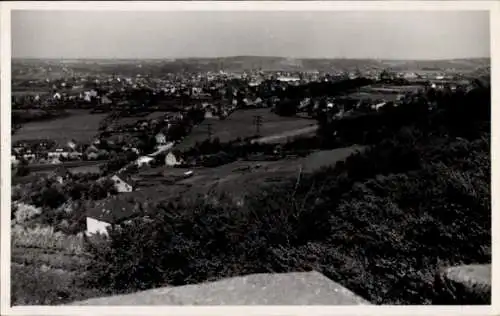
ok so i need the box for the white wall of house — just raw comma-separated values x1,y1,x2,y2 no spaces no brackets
155,133,167,145
136,156,154,167
111,175,133,192
11,156,19,166
165,152,179,167
86,217,111,236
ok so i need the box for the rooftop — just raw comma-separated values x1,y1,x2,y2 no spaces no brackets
86,196,142,224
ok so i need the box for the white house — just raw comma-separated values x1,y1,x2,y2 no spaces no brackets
110,175,133,193
165,152,181,167
52,167,71,184
372,102,387,111
48,148,70,159
50,157,62,165
205,111,214,119
136,156,155,168
87,152,99,160
85,144,99,154
86,216,112,236
67,140,77,151
155,132,167,146
277,76,301,83
22,153,36,161
85,198,140,236
11,155,19,167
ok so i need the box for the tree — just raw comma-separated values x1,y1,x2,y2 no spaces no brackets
16,159,30,177
275,98,298,117
168,123,188,141
102,152,129,174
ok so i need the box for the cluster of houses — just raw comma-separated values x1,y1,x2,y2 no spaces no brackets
12,139,84,166
15,63,484,238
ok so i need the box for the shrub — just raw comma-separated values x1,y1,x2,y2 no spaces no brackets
11,264,106,305
12,202,42,224
12,225,85,255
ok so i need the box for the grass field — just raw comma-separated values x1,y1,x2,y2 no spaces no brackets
12,91,51,97
176,108,317,150
12,110,107,144
128,146,364,203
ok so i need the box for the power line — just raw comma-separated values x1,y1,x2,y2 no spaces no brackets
206,122,213,139
253,115,262,136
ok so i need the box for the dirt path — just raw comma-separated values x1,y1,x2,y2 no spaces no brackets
252,125,319,144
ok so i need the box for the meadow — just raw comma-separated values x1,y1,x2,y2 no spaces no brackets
176,108,317,150
12,110,107,144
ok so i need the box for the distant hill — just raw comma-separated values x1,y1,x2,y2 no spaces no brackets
12,56,490,76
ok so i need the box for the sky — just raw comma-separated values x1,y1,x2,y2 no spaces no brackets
12,10,490,60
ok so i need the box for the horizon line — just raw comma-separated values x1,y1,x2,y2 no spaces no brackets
12,55,491,62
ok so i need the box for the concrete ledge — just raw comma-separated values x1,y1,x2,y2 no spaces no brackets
69,271,370,305
433,264,491,305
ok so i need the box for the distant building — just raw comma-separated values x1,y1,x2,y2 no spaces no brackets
11,155,19,167
277,76,300,83
67,140,77,151
110,174,134,193
204,111,214,119
85,144,99,154
87,152,99,160
155,132,167,146
136,156,155,168
85,198,141,236
165,152,181,167
51,166,72,184
372,102,387,111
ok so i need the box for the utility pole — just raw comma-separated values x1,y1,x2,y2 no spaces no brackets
206,122,213,139
253,115,262,136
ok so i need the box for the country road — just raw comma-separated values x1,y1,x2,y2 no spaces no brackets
251,125,319,144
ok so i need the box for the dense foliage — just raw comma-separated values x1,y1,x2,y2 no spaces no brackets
82,83,490,304
12,77,490,305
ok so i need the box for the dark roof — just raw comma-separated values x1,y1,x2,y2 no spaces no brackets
52,166,71,177
113,170,138,187
86,196,141,224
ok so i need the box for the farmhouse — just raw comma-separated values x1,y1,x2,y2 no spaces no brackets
155,132,167,146
85,198,142,236
165,152,182,167
51,166,72,184
48,148,70,160
204,110,215,119
85,144,99,154
66,140,77,150
136,156,155,168
110,173,135,193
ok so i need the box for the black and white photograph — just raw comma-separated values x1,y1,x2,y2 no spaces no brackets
1,1,495,312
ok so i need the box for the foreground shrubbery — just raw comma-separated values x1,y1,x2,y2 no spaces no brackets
11,264,105,305
83,128,490,304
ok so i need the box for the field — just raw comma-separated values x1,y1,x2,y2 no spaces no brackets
12,91,50,97
126,146,365,203
176,108,317,150
12,110,107,144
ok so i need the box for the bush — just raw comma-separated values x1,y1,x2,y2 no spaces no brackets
11,264,105,305
12,202,42,224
